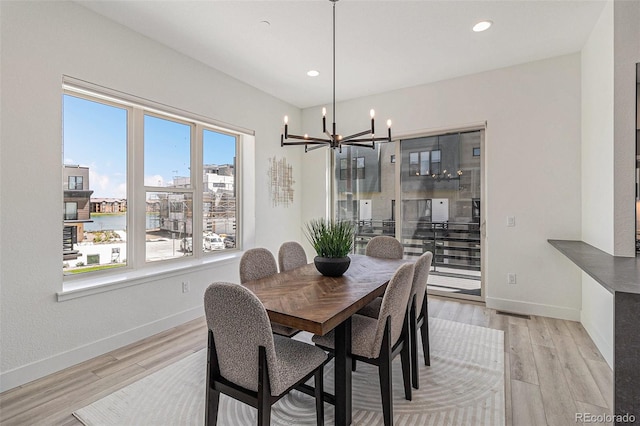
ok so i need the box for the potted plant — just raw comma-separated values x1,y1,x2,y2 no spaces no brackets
304,218,355,277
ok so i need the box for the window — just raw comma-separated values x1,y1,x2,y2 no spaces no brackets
339,157,365,180
409,151,431,176
473,147,481,157
64,202,78,220
340,158,348,180
355,157,365,179
68,176,83,190
62,84,240,277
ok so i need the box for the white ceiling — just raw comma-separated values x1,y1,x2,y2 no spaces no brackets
77,0,607,109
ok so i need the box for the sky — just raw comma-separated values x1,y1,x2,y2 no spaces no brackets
63,94,236,199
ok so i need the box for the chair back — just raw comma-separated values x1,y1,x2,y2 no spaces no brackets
410,251,433,312
365,236,404,259
204,282,278,392
372,263,414,353
239,248,278,283
278,241,307,272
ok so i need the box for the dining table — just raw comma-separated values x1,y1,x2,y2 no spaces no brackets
240,253,411,426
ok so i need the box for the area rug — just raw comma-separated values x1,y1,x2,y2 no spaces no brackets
73,318,504,425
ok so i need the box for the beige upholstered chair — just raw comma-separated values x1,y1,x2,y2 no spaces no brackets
365,235,404,259
239,248,299,337
204,282,327,426
358,251,433,389
312,262,415,426
278,241,307,272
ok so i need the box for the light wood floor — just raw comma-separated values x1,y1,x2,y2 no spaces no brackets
0,296,613,426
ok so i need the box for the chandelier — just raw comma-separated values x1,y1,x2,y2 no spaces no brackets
281,0,392,152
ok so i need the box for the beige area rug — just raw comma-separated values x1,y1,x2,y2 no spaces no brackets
73,318,504,425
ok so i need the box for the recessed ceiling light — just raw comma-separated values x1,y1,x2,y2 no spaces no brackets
307,70,320,77
473,20,492,32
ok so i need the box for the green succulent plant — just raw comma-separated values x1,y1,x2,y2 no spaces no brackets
304,218,354,258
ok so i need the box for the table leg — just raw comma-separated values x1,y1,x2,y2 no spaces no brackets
334,317,352,426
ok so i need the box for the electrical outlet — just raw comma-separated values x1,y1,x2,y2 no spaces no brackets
182,281,190,293
507,273,517,285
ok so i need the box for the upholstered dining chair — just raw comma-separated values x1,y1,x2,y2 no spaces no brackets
365,235,404,259
358,251,433,389
240,248,299,337
357,235,404,320
204,282,327,426
312,262,415,426
278,241,307,272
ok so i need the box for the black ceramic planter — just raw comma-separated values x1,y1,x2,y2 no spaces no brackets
314,256,351,277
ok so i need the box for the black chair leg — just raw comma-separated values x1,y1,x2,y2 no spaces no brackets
205,389,220,426
400,341,412,401
314,367,324,426
379,319,393,426
257,347,271,426
421,297,430,366
410,301,419,389
421,317,430,366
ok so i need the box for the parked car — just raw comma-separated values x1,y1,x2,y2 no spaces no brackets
204,233,225,251
224,235,235,248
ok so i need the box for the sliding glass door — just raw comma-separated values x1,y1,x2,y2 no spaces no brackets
333,129,484,300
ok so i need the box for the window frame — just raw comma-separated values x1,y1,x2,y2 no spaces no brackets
64,201,78,221
68,176,83,190
62,81,244,286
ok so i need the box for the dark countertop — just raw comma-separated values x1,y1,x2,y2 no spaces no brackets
548,240,640,295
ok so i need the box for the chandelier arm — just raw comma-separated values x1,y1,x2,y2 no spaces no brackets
306,143,328,152
341,141,376,149
282,140,331,146
283,133,332,143
340,128,376,142
343,136,392,143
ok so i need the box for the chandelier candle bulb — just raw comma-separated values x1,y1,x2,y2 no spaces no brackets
322,108,327,132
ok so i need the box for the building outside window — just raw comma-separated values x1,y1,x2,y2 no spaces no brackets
68,176,83,190
64,202,78,221
62,84,240,276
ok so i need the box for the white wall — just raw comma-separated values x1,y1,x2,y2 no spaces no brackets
578,0,640,370
302,54,584,320
613,0,640,257
582,1,615,254
581,273,614,368
0,1,304,391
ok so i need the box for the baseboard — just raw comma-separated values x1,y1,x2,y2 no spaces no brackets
485,297,580,321
0,306,203,392
580,314,614,369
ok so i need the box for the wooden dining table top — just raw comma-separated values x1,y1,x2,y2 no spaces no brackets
240,254,412,336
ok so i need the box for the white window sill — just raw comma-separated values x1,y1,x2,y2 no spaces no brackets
57,251,242,302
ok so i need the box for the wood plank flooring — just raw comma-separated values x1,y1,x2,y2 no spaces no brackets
0,296,613,426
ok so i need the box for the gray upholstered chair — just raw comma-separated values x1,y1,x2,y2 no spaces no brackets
278,241,307,272
240,248,299,337
239,248,279,283
365,235,404,259
358,251,433,389
312,262,415,426
358,236,404,320
204,282,327,426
